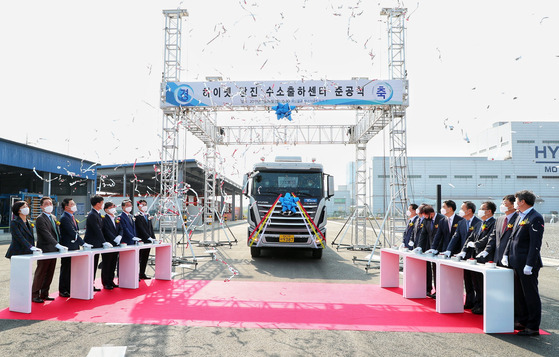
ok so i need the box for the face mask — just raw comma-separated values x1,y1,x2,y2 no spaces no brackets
406,210,411,217
514,201,519,210
140,205,148,212
499,204,507,213
21,207,30,216
477,210,486,218
440,208,447,215
125,206,132,213
109,208,117,214
458,210,465,217
71,205,78,212
44,205,54,214
415,209,419,215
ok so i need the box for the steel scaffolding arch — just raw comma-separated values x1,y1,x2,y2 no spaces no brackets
159,8,409,258
159,9,198,265
383,7,409,247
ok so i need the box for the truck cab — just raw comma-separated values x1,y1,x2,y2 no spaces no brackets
244,156,334,259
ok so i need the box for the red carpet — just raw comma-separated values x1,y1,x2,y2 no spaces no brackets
0,280,547,334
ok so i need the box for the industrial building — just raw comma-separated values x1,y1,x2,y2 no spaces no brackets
0,138,244,234
0,138,97,230
325,184,352,218
96,160,244,224
372,121,559,218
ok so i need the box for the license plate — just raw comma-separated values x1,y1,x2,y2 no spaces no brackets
279,234,294,243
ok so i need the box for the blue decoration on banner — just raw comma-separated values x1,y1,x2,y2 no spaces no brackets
272,102,296,121
279,193,299,214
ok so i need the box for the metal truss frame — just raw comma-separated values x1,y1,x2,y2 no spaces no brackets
159,9,199,266
362,8,409,270
160,7,409,256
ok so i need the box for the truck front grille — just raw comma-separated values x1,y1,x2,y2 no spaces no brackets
257,202,317,234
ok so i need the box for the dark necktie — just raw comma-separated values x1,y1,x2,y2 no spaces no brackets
49,215,60,242
502,217,508,233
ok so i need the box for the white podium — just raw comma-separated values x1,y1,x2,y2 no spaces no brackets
380,248,514,333
10,250,93,313
9,243,172,314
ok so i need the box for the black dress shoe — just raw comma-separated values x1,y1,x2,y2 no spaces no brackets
464,303,474,309
471,306,484,315
59,292,71,298
93,287,101,292
139,275,151,280
32,297,44,303
42,296,55,301
112,284,119,288
427,293,436,299
514,323,526,331
517,328,540,336
104,285,114,290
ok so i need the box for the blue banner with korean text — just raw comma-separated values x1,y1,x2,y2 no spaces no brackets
162,79,407,108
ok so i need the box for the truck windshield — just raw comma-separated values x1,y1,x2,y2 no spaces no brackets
252,171,322,198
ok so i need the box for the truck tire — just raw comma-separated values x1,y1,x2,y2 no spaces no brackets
311,248,323,259
251,247,261,258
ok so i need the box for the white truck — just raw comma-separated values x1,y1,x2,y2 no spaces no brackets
243,156,334,259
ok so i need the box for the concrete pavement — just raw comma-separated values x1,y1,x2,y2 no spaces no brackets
0,221,557,356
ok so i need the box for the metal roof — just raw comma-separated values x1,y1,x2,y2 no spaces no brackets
97,159,242,197
0,137,97,178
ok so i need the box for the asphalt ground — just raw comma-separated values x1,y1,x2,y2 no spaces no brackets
0,220,558,356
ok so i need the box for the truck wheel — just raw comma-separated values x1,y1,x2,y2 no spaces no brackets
251,247,261,258
311,249,323,259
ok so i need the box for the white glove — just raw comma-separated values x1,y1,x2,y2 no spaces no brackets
114,235,122,245
82,243,93,249
413,247,422,254
399,243,405,249
501,255,509,267
102,242,113,249
443,250,451,258
457,251,466,259
132,237,141,242
467,241,476,248
55,243,68,252
523,265,533,275
425,249,438,255
148,238,156,243
30,246,42,253
408,240,414,247
476,251,489,259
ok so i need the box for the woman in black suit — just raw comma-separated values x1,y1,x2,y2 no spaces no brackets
5,201,40,259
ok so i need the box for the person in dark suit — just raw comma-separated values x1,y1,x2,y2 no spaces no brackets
84,195,105,292
119,199,139,245
135,199,156,280
445,201,481,309
58,198,90,298
503,190,544,336
478,195,519,267
400,203,419,249
5,201,40,259
431,200,464,253
411,204,426,249
445,201,481,256
460,201,497,314
101,201,123,289
414,205,447,297
31,197,66,303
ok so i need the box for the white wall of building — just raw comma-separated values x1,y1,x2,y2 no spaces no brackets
372,121,559,216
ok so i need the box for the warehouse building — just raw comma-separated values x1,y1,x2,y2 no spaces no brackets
1,138,244,234
0,138,97,230
372,121,559,218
